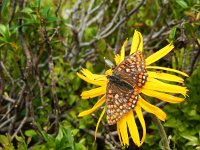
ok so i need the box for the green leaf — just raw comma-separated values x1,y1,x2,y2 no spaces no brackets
164,118,177,128
17,142,27,150
72,129,79,136
0,134,15,150
75,143,87,150
35,0,41,8
56,125,75,150
46,17,58,22
56,127,64,141
181,135,198,142
0,24,7,37
1,0,9,14
16,135,24,142
97,39,107,52
181,134,200,146
21,7,34,14
175,0,188,9
72,77,81,91
169,27,177,42
0,37,8,43
0,24,11,42
41,6,50,18
69,95,78,106
80,138,86,144
41,131,55,144
25,129,37,137
27,137,32,145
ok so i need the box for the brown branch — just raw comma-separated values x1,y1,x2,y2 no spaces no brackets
40,18,60,132
79,0,145,47
189,39,200,75
8,0,17,26
11,92,29,140
8,80,26,135
0,61,4,101
100,0,123,36
0,116,15,129
146,0,170,42
0,61,15,87
55,0,62,17
100,0,146,38
0,81,26,123
2,95,15,103
18,0,32,79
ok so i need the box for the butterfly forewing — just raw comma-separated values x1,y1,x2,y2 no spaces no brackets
106,51,148,125
113,51,148,87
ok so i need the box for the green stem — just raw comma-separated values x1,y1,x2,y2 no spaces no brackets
151,115,171,150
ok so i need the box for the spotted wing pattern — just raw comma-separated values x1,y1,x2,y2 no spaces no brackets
106,83,139,125
113,51,148,87
106,51,148,125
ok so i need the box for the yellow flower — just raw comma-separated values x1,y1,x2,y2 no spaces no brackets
77,30,188,147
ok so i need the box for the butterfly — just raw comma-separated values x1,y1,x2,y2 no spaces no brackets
106,51,148,125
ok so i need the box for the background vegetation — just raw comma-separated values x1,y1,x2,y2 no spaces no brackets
0,0,199,149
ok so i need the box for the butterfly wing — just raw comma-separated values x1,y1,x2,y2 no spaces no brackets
106,51,148,125
106,82,139,125
113,51,148,87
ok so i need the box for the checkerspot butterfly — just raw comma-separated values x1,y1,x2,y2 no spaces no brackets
106,51,148,125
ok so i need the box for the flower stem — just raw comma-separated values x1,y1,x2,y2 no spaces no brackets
151,115,171,150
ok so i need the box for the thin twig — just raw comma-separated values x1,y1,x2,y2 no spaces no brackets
18,0,32,79
189,39,200,75
146,0,170,42
11,92,29,140
8,0,17,26
100,0,123,36
40,18,60,132
79,0,145,47
100,0,146,38
2,95,15,103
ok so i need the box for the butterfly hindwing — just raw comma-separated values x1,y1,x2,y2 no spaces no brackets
106,81,139,125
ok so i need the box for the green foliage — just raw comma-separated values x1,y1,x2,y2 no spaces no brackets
0,125,88,150
0,134,15,150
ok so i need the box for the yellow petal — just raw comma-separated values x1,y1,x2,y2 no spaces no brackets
115,54,121,65
126,111,140,146
135,105,146,146
81,86,106,99
117,121,123,145
78,95,106,117
144,78,188,95
95,107,106,140
147,71,184,83
118,115,129,146
141,88,185,103
105,69,113,75
80,68,107,80
146,66,189,77
130,30,143,54
145,44,174,65
138,96,166,121
138,32,143,52
120,39,128,63
77,72,107,86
